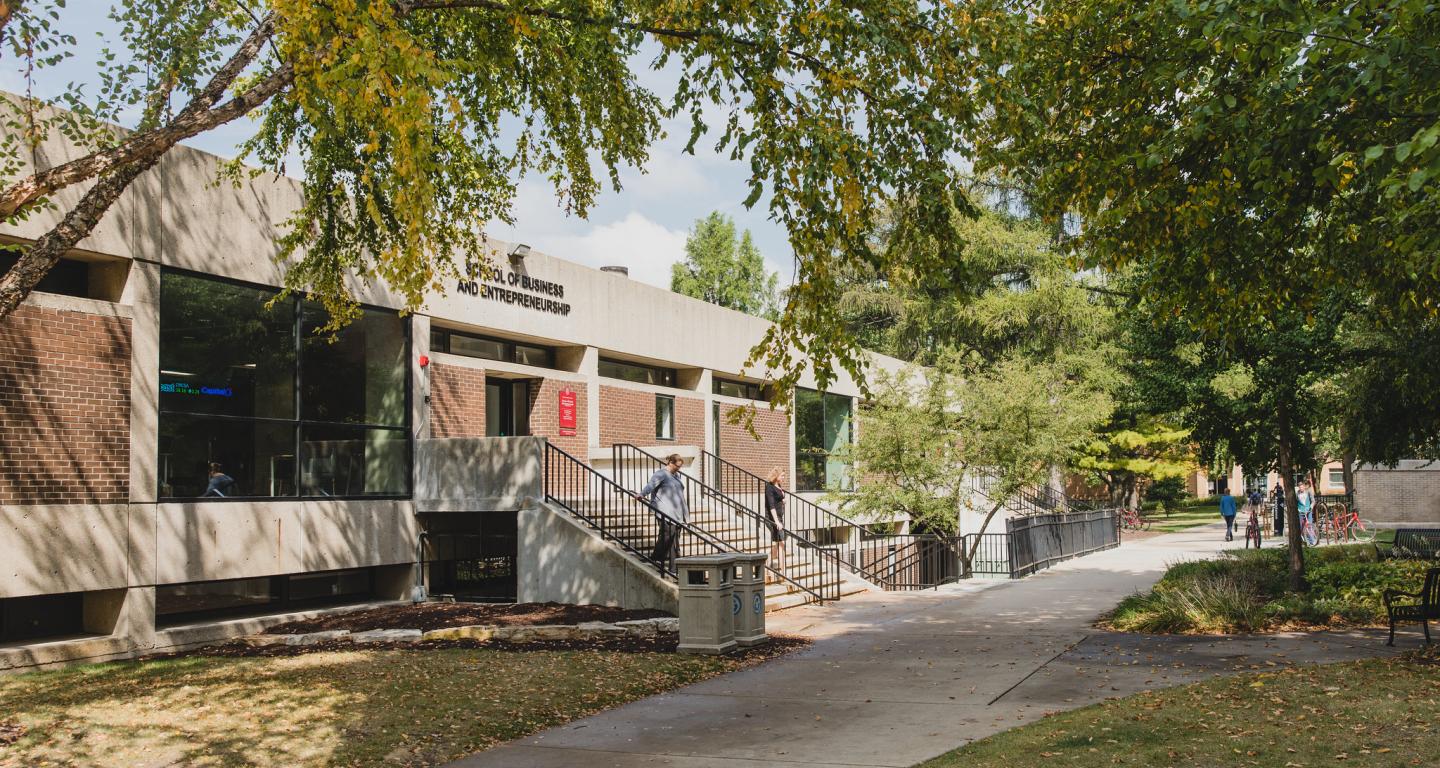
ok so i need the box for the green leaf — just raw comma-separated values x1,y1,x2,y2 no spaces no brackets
1395,142,1412,163
1364,144,1385,161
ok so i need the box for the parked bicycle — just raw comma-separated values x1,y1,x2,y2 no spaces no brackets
1118,507,1151,532
1329,501,1377,543
1299,509,1320,547
1244,502,1263,549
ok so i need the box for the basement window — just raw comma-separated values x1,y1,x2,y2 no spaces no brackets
0,247,126,301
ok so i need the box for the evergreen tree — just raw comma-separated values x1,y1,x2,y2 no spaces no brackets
670,212,781,320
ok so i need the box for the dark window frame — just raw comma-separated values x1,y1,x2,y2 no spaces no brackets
795,387,854,492
655,394,676,441
598,357,678,388
712,377,767,401
157,267,413,502
431,328,556,369
154,568,377,627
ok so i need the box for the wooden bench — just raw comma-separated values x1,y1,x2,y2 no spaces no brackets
1385,567,1440,646
1375,528,1440,560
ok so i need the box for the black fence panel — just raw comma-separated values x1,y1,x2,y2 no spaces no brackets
1006,509,1120,578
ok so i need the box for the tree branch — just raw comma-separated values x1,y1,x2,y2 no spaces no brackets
0,14,283,221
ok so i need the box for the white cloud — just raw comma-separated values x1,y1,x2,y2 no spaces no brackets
493,211,688,289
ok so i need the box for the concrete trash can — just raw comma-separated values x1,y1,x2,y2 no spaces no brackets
676,554,737,655
731,553,768,647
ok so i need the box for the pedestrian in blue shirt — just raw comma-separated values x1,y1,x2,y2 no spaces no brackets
1219,486,1238,542
636,454,690,568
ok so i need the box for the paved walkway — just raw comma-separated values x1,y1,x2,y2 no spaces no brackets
450,523,1402,768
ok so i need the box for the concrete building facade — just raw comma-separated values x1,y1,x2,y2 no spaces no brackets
0,126,900,670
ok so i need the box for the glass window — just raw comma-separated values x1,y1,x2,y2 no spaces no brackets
158,415,296,498
432,328,554,368
599,358,677,387
159,272,296,420
155,569,376,627
0,248,90,298
301,304,407,426
656,395,675,440
158,270,411,500
1327,468,1345,486
156,576,276,621
1,592,84,643
795,388,853,491
714,378,766,400
514,344,553,368
448,333,506,361
299,424,409,496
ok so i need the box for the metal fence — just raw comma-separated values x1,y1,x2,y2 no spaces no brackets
1006,508,1120,579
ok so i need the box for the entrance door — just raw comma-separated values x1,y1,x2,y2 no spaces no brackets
485,379,532,436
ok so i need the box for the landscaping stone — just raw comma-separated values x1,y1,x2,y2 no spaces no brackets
615,619,659,638
284,630,351,646
422,625,496,641
240,634,289,647
577,621,628,637
351,629,423,644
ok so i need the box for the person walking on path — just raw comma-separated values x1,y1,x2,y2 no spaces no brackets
1270,484,1285,536
1219,486,1238,542
764,468,788,582
637,454,690,569
1297,479,1316,533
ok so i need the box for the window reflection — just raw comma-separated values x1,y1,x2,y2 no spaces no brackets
157,270,410,500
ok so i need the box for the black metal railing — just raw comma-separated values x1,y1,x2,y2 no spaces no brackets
1007,508,1120,578
858,534,966,589
616,444,838,603
701,449,893,585
544,443,732,578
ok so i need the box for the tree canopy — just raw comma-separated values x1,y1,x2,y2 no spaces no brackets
671,211,780,320
0,0,987,410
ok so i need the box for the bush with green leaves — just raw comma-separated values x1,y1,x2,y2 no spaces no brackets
1108,544,1431,633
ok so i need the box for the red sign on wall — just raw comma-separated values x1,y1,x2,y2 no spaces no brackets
558,388,578,436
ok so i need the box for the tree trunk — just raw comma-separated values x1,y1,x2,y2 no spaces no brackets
1341,446,1357,499
1277,400,1306,592
958,499,1006,577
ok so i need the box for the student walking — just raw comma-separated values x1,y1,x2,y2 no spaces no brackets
1219,486,1238,541
764,468,788,582
1297,480,1315,532
637,454,690,568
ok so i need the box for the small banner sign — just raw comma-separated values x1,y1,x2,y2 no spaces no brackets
558,388,578,436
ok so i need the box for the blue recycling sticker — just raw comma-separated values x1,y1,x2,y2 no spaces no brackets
731,593,742,615
753,592,763,615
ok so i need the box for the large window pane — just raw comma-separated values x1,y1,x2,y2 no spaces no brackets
449,334,506,361
300,425,408,496
159,272,295,419
158,415,296,498
156,577,276,620
823,393,853,491
599,358,676,387
656,395,675,440
301,304,407,426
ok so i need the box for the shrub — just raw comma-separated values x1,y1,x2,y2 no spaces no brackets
1104,541,1428,633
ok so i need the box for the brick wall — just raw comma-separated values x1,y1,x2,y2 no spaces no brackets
598,385,704,448
430,362,485,438
1355,464,1440,524
529,378,588,459
717,403,790,480
0,305,131,504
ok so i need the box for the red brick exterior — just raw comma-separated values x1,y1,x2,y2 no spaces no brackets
0,305,131,504
529,378,588,458
717,403,791,480
430,362,486,438
598,385,704,448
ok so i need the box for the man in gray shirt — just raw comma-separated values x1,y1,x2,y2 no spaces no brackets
637,453,689,567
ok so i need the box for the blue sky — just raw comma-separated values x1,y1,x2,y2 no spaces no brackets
7,3,796,290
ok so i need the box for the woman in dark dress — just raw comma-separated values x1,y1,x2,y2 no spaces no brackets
764,468,787,581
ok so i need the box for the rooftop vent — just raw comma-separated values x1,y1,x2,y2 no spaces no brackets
600,265,629,278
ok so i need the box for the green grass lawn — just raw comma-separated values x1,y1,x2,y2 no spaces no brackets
1144,503,1223,533
919,655,1440,768
0,643,785,767
1106,544,1430,633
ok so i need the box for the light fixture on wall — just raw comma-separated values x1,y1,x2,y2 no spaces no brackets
508,243,531,263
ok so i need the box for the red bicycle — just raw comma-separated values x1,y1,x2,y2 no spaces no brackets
1119,507,1151,532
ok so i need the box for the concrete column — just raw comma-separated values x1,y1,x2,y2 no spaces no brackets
699,369,715,455
124,260,161,503
413,314,432,440
579,346,600,449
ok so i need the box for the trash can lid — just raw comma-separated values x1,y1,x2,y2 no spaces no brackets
675,554,738,567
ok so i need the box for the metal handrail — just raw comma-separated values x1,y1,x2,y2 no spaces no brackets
615,444,837,603
544,443,732,579
700,449,897,584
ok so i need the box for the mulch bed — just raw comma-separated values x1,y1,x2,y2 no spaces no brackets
264,602,673,634
146,633,810,662
0,719,25,747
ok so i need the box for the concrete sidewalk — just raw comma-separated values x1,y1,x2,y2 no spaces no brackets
449,524,1401,768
